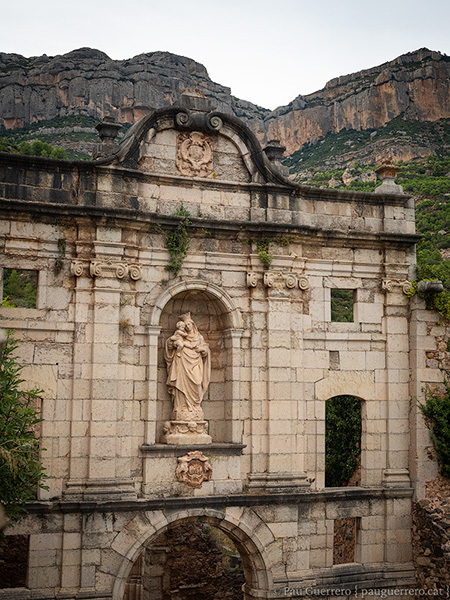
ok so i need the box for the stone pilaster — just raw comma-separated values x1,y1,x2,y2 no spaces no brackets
381,281,411,488
248,294,308,492
224,328,244,444
145,325,162,445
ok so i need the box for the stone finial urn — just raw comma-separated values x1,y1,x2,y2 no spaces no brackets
375,159,404,195
95,116,121,142
94,116,121,160
263,140,289,177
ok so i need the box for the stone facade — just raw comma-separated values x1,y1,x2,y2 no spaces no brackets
0,93,442,598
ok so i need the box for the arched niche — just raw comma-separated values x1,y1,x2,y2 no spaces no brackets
145,280,243,444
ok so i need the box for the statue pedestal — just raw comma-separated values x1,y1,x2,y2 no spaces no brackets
162,420,212,445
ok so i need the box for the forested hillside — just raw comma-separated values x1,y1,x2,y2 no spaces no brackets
287,148,450,318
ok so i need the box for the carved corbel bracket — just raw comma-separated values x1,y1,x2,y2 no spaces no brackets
247,271,310,291
71,260,142,281
381,279,412,295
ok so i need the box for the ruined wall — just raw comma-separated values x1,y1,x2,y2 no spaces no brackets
0,107,440,598
413,499,450,587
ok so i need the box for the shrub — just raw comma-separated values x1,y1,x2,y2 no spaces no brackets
0,333,47,522
420,384,450,478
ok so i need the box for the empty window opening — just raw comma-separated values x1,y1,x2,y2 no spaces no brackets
123,522,245,600
330,289,354,322
333,517,359,565
325,395,362,487
2,269,38,308
0,535,29,588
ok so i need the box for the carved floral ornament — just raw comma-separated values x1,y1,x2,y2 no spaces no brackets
70,260,142,280
176,451,212,489
163,421,210,438
176,131,213,177
247,271,310,290
381,279,413,295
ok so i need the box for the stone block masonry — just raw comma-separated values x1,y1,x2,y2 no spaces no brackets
0,93,440,599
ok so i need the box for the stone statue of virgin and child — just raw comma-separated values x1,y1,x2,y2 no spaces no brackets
163,312,212,444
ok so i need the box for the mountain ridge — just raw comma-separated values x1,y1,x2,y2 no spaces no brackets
1,46,450,161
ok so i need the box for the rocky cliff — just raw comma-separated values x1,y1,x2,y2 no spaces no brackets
0,47,269,131
265,48,450,153
1,47,450,156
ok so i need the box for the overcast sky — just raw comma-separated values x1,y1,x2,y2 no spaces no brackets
3,0,450,110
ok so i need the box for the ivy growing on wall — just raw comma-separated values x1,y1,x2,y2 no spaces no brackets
163,204,192,277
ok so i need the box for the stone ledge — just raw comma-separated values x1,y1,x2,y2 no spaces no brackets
0,313,75,332
140,443,246,456
0,149,412,205
0,590,30,600
0,198,421,248
27,486,414,515
314,562,415,588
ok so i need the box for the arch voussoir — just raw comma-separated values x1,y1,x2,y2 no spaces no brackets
111,507,273,600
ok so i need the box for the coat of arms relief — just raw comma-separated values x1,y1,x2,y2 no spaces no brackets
176,131,213,177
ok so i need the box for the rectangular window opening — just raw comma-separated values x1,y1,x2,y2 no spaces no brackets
330,289,354,322
333,517,359,565
0,535,29,588
2,269,38,308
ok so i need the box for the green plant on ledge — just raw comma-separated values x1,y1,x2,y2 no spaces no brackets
420,383,450,478
256,239,273,268
164,204,192,276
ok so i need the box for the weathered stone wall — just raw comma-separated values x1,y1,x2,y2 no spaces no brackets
413,499,450,588
0,104,440,599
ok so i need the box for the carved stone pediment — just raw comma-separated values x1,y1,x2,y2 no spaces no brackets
176,131,213,177
176,451,212,489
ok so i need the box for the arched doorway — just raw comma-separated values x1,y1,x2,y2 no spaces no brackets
124,521,245,600
112,510,272,600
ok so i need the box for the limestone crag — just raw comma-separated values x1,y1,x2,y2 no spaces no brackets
1,47,450,157
0,47,269,130
264,49,450,153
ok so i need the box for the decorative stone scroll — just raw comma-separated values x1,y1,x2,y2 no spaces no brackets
381,279,413,295
246,272,258,288
71,260,142,280
176,451,212,489
247,271,310,291
176,131,213,177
